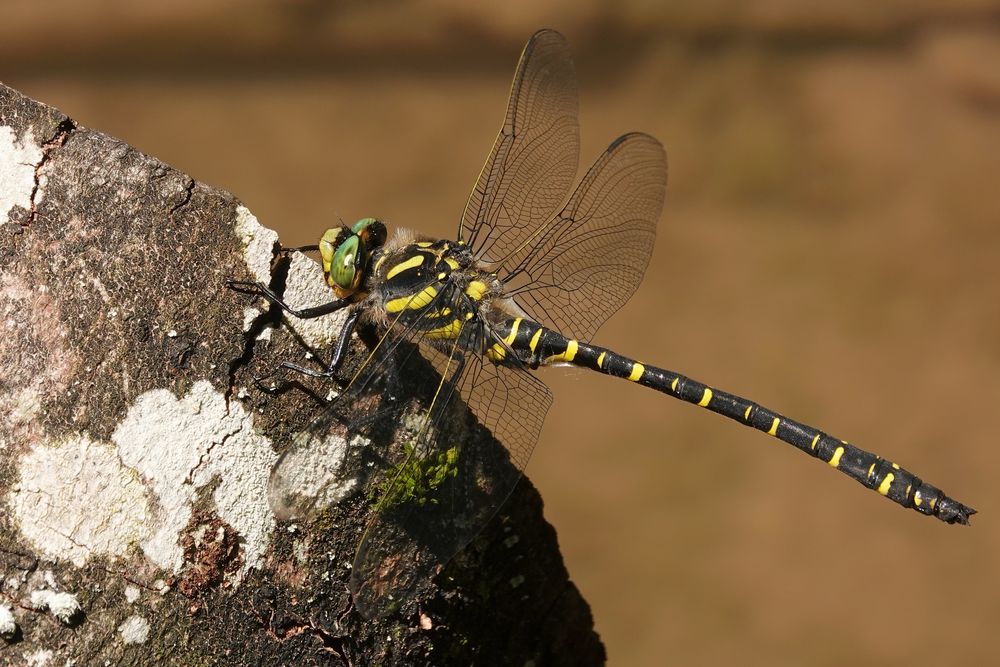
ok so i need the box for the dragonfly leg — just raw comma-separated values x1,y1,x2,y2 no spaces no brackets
266,307,361,383
324,308,361,373
226,279,350,319
229,278,359,391
275,362,336,378
279,243,320,254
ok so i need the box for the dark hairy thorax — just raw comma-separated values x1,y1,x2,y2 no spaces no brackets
362,238,519,353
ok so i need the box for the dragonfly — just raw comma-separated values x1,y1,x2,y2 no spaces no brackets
229,29,975,618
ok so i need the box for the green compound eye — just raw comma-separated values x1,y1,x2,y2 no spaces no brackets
319,218,387,295
330,234,360,290
353,217,378,234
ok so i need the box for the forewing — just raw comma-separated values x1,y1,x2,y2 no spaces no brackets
350,316,553,617
459,29,579,271
267,284,462,521
504,132,667,341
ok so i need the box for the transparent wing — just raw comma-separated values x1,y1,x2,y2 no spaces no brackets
267,293,447,523
266,278,552,617
350,315,553,617
459,29,580,272
503,133,667,341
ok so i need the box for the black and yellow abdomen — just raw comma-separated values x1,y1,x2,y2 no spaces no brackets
489,317,974,525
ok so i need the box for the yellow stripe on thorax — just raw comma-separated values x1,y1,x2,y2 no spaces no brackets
426,306,452,318
424,319,464,340
465,280,488,301
385,284,438,313
385,254,425,280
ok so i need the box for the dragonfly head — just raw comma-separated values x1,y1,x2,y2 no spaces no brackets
320,217,387,298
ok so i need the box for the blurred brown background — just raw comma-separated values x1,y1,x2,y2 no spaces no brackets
5,1,998,664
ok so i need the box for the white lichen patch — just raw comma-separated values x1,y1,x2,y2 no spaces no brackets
9,435,150,567
124,584,140,604
24,649,53,667
113,380,278,574
282,251,348,348
0,126,43,223
268,430,361,521
233,206,345,350
8,386,42,426
118,614,150,644
234,205,278,285
30,589,81,624
0,602,16,636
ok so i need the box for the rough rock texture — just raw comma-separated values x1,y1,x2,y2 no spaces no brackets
0,83,604,666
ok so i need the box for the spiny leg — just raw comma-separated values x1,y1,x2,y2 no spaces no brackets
281,243,320,253
227,279,358,385
277,309,361,379
226,279,350,319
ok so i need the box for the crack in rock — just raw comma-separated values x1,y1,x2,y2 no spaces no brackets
168,176,196,217
27,119,76,227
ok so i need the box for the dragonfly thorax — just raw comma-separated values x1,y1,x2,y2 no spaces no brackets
359,234,519,345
